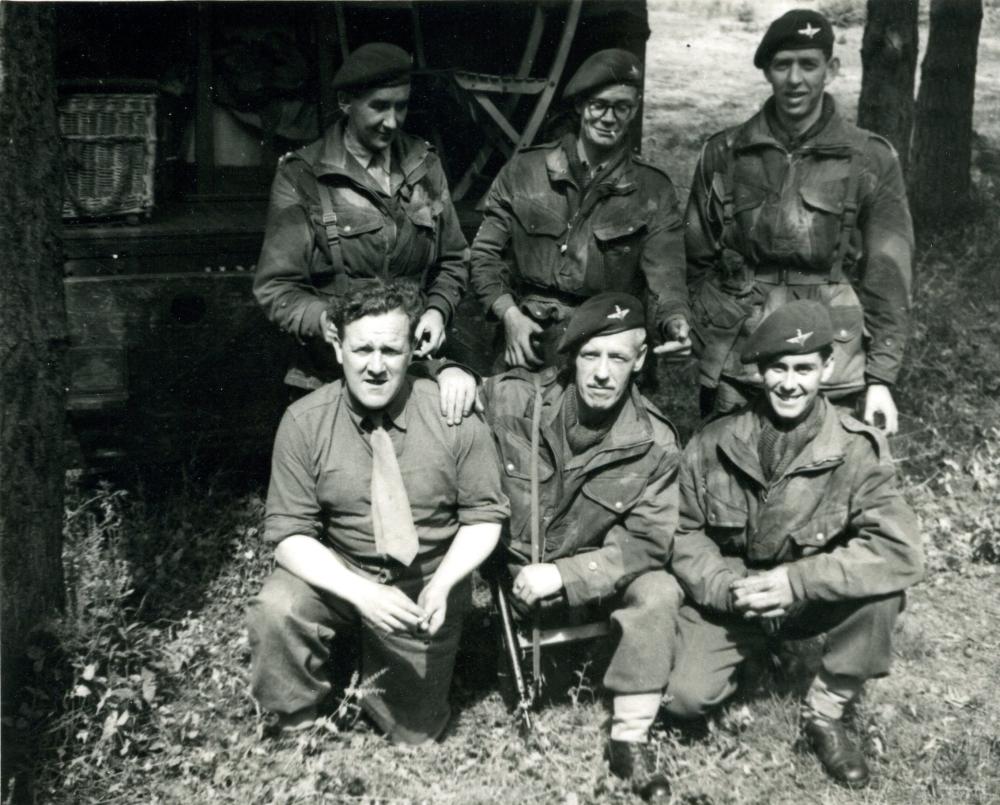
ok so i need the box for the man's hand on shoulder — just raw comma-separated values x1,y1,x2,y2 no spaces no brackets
437,366,483,426
512,563,564,607
863,383,898,436
415,308,447,358
502,307,544,369
730,567,793,619
653,314,692,356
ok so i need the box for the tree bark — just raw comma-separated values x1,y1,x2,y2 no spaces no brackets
0,0,67,717
909,0,983,227
857,0,919,174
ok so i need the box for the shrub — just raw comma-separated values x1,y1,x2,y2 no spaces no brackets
818,0,866,27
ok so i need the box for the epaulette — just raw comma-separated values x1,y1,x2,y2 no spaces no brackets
837,410,891,462
630,152,674,181
638,393,681,446
865,131,900,159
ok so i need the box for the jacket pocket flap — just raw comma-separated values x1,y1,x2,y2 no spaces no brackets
693,279,749,330
704,490,748,529
336,208,384,238
799,184,844,215
789,510,848,548
582,474,647,513
511,198,567,238
732,181,768,214
496,428,554,482
593,218,646,242
829,305,864,341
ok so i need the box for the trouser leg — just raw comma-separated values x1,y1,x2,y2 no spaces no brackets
784,592,904,680
603,570,684,694
247,566,357,717
663,604,764,720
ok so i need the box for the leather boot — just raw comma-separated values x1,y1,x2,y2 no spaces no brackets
802,715,870,788
607,739,671,802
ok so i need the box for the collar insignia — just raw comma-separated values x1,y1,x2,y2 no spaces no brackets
786,328,813,346
607,305,630,321
798,23,820,39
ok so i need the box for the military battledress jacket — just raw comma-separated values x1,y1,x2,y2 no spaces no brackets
482,367,680,608
672,398,924,614
471,135,687,334
684,97,914,394
253,119,469,389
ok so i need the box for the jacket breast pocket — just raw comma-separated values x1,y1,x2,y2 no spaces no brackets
592,218,646,289
496,427,554,542
788,508,849,558
798,179,848,266
828,304,866,390
511,198,568,240
310,206,384,287
702,489,749,553
582,474,647,516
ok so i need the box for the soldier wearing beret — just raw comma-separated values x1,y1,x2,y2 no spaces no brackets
254,42,470,393
683,9,915,435
471,48,691,373
663,301,924,787
438,292,683,801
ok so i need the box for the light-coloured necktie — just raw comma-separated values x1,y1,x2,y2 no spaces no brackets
368,150,392,195
370,422,419,566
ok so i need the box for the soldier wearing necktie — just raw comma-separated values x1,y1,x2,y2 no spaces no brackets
248,280,508,744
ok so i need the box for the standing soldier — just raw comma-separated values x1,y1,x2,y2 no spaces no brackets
471,49,691,371
664,301,923,788
254,43,469,394
684,10,913,432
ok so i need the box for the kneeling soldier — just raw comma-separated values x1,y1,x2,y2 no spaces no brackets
248,280,508,744
441,292,683,801
665,300,923,787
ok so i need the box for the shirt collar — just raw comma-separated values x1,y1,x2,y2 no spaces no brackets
342,377,411,433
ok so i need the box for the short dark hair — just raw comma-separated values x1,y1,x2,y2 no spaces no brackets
327,279,424,342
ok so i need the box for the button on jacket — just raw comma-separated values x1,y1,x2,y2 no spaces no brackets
253,119,470,389
471,135,687,334
684,96,914,393
672,398,924,614
482,367,681,607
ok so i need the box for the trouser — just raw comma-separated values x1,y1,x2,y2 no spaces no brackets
663,592,904,720
247,567,469,744
510,568,684,694
700,378,864,419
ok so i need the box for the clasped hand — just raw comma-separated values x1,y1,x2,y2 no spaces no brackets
354,579,449,637
730,566,793,619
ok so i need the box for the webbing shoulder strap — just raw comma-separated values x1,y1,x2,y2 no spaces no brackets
317,181,347,280
829,145,865,282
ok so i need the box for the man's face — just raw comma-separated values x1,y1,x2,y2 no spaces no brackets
764,48,836,125
333,309,413,413
577,84,639,154
760,351,834,422
343,84,410,152
574,329,646,414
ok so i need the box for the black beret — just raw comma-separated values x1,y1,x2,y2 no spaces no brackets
754,10,834,69
740,300,833,364
331,42,412,93
563,49,642,101
557,292,646,354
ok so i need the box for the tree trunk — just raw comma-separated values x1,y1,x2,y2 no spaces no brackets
0,0,67,737
909,0,983,227
857,0,919,174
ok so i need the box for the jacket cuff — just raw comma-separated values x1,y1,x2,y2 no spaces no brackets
302,299,329,341
553,556,614,608
425,295,454,326
785,562,809,601
490,293,517,322
864,373,895,388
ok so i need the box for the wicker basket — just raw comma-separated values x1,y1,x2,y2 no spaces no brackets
59,93,157,220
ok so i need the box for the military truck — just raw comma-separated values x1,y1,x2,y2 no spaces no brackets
56,0,650,465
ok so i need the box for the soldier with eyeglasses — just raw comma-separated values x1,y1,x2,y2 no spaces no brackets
471,49,691,371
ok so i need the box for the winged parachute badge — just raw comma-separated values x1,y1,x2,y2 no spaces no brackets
798,23,820,39
786,329,813,346
607,305,630,321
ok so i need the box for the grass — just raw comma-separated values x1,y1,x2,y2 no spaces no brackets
7,4,1000,804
